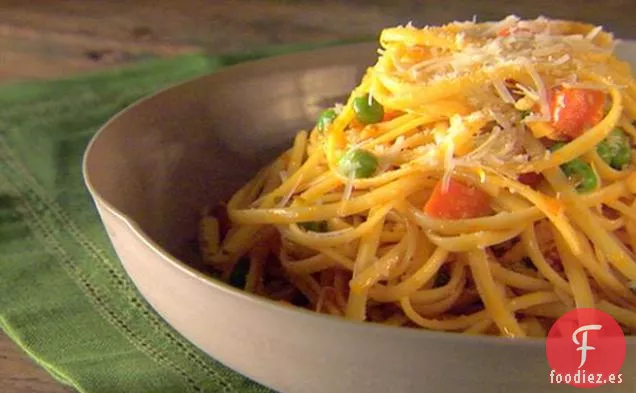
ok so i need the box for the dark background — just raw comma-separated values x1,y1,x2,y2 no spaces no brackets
0,0,633,82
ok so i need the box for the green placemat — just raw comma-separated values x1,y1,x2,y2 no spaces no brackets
0,38,370,393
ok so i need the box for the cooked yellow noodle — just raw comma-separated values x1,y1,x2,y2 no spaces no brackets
200,16,636,337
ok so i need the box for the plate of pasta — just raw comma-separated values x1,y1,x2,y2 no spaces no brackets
201,15,636,338
84,15,636,393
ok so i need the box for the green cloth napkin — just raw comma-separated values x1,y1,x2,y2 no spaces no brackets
0,38,370,393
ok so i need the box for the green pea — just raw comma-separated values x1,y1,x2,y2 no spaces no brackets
561,159,597,193
596,128,631,170
299,220,328,233
549,141,567,152
353,94,384,124
338,149,379,179
550,142,597,193
228,257,250,289
316,109,337,133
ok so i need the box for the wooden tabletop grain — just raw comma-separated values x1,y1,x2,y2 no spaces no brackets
0,1,634,392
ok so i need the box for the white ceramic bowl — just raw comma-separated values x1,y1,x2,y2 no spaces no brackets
83,41,636,393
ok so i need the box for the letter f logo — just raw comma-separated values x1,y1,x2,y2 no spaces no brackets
572,324,602,368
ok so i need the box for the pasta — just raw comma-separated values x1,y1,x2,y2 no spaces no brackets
198,15,636,338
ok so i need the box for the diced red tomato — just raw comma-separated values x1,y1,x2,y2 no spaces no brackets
498,27,512,37
497,26,531,37
424,178,492,220
401,46,429,64
349,118,365,131
550,87,606,139
517,172,543,188
383,110,402,122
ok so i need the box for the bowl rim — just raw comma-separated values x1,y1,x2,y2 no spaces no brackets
82,41,636,346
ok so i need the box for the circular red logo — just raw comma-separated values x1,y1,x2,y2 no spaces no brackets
546,308,626,388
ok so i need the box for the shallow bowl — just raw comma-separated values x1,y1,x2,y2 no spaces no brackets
83,41,636,393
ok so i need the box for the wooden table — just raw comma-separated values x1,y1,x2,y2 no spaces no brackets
0,1,634,392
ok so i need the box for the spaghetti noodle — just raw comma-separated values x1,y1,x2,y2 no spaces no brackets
199,16,636,338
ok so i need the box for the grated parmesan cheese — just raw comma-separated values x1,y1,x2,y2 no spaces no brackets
341,171,355,203
532,43,566,57
278,170,289,183
489,109,512,130
552,54,570,65
585,25,603,41
561,81,613,91
441,139,456,193
278,174,303,208
481,15,520,37
523,61,551,121
515,83,540,101
389,15,614,100
492,78,515,104
455,32,466,48
365,16,622,190
378,136,406,172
